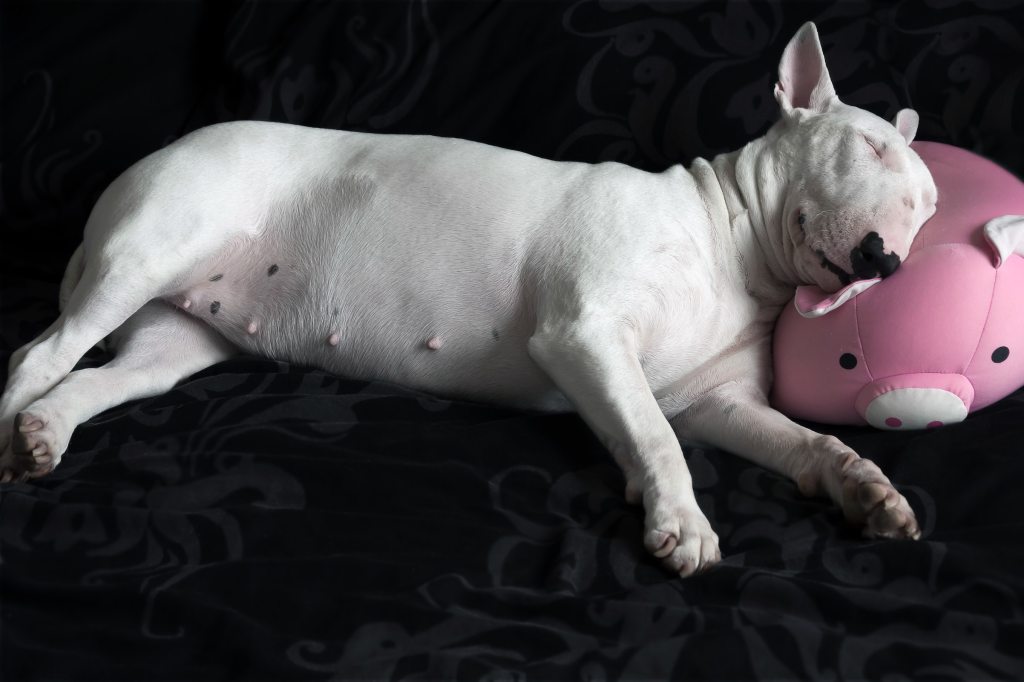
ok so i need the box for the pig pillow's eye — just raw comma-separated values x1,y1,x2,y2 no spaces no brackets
839,353,858,369
992,346,1010,363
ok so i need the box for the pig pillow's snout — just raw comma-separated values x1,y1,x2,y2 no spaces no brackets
855,373,975,430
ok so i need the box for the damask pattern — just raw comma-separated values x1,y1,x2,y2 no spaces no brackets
2,1,1024,679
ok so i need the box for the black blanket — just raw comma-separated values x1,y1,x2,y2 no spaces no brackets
3,2,1024,679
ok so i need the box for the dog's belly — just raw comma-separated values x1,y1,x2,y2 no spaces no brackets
166,238,566,409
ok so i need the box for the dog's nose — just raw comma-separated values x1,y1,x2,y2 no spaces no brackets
850,231,901,279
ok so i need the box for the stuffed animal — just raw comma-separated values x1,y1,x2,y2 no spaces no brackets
771,142,1024,430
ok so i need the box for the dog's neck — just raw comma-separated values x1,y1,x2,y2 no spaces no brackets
688,130,803,308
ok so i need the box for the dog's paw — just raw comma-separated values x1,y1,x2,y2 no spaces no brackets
9,411,65,479
643,498,721,577
838,456,921,540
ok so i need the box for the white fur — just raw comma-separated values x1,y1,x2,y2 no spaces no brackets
0,23,935,575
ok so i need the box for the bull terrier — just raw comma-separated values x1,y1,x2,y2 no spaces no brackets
0,23,936,576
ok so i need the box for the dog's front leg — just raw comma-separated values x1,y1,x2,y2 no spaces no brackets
672,382,921,539
528,318,721,576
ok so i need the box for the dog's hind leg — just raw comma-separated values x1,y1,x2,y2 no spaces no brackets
1,176,243,467
0,246,168,429
0,275,155,480
1,123,275,481
1,301,236,480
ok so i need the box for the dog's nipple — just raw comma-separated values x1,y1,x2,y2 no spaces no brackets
426,336,443,351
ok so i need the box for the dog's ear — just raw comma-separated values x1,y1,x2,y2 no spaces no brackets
891,109,919,144
793,279,882,318
983,215,1024,268
774,22,837,117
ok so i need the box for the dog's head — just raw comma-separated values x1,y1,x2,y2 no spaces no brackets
771,23,937,295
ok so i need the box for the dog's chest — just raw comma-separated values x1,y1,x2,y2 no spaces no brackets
640,273,773,414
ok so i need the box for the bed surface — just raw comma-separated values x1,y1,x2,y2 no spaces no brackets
3,1,1024,679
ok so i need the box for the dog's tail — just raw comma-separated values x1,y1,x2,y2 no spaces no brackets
58,242,86,313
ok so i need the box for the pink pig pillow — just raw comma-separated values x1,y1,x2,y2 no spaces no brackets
771,142,1024,430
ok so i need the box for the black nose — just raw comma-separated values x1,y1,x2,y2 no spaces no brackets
850,231,901,279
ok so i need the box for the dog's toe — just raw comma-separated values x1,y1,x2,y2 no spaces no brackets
862,487,920,540
644,529,675,558
644,499,721,577
838,458,921,540
11,412,61,478
662,531,720,577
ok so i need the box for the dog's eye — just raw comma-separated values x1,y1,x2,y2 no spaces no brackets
992,346,1010,363
863,134,885,160
839,353,857,370
797,213,806,226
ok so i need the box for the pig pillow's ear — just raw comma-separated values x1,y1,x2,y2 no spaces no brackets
774,22,838,117
983,215,1024,268
793,279,882,318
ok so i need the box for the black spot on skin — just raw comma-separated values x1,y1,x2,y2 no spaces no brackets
209,274,223,282
840,353,857,370
268,264,279,276
491,328,500,340
210,301,221,315
992,346,1010,363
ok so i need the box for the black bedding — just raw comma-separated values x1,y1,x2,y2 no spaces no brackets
2,1,1024,679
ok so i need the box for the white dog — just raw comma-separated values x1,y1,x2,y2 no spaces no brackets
0,23,936,576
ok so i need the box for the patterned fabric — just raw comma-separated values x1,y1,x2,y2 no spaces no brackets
2,1,1023,679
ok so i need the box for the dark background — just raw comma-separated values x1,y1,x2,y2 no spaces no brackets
2,1,1024,680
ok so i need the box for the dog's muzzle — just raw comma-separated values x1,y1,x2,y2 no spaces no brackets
817,231,901,286
850,231,901,280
